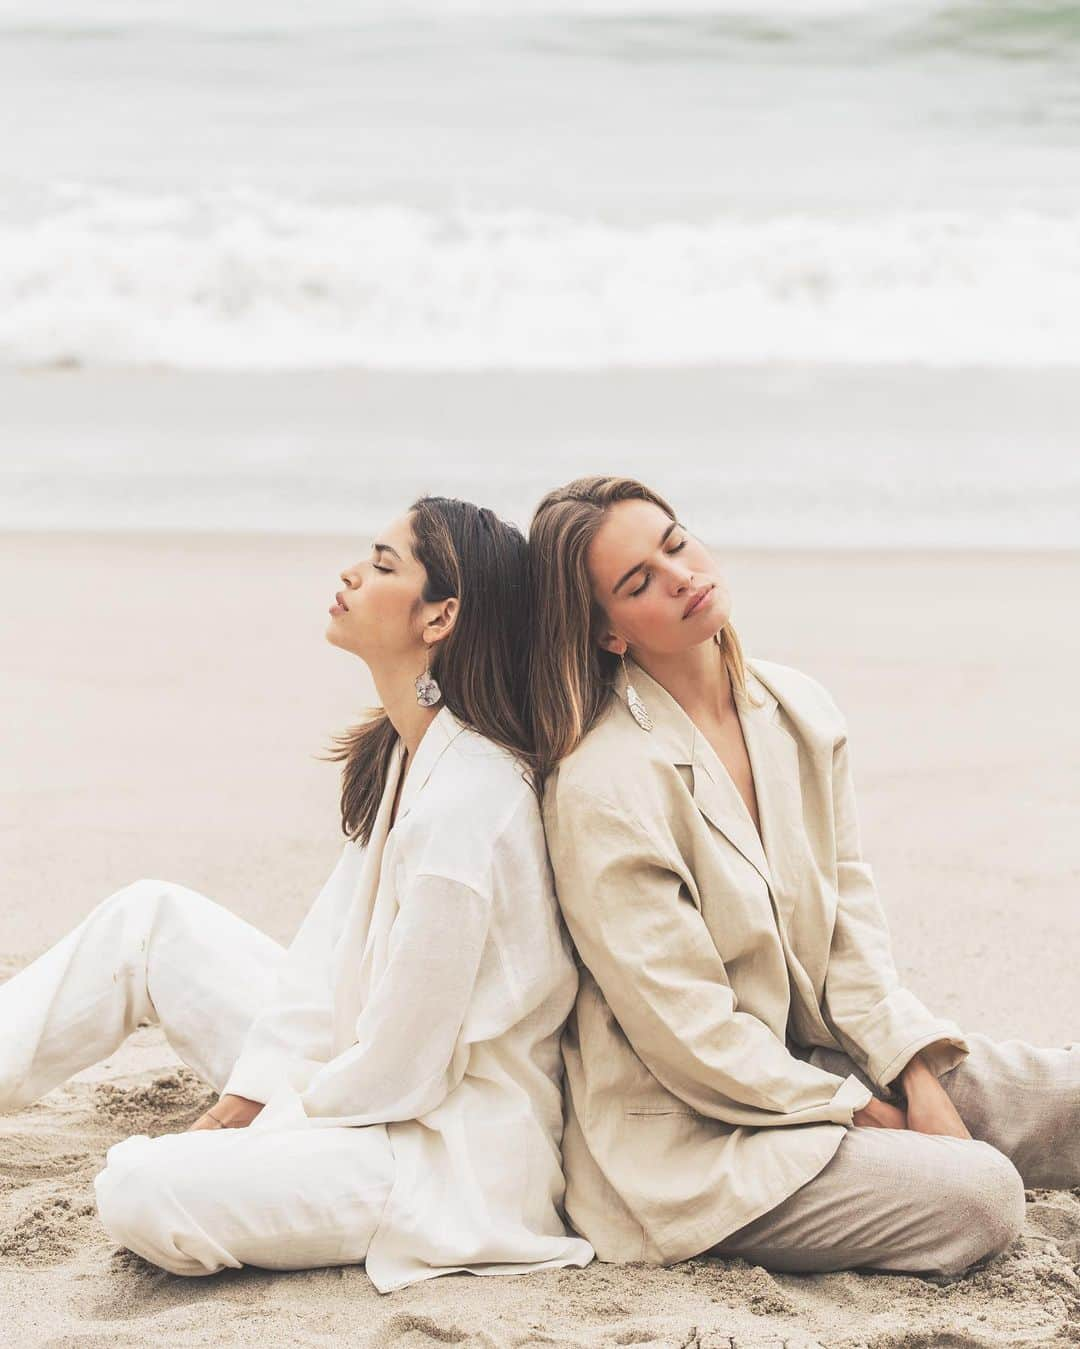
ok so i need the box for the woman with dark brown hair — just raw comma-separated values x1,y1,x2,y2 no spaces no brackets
528,474,1078,1278
0,496,593,1293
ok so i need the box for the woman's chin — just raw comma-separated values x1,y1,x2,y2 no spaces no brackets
325,626,368,662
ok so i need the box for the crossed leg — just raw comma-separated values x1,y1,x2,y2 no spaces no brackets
707,1031,1080,1276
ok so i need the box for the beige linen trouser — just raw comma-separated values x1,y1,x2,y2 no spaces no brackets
707,1035,1079,1276
0,879,395,1276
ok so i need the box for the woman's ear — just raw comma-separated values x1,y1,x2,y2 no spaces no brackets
596,629,628,658
423,596,460,649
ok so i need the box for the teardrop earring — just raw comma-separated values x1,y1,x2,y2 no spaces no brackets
415,665,442,707
620,653,653,732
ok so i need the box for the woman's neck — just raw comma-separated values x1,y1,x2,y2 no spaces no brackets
630,635,735,726
371,659,441,761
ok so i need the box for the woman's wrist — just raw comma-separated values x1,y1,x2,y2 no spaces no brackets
898,1050,940,1096
208,1093,264,1127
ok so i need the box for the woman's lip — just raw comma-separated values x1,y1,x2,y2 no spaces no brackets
683,585,714,618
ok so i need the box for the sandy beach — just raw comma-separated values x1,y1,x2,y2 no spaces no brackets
6,0,1080,1338
2,530,1078,1347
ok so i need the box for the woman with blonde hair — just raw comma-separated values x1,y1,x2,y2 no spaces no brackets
0,496,593,1293
528,474,1078,1277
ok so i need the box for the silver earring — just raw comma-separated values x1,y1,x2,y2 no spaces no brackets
620,653,653,732
415,666,441,707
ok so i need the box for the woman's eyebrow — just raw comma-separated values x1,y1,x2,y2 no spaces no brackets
612,520,679,594
372,543,403,561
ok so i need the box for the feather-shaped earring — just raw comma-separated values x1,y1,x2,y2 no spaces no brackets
620,653,653,732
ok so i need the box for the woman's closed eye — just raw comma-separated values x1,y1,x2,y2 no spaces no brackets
628,539,688,597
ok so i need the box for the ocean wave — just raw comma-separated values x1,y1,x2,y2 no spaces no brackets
8,0,1080,61
2,190,1078,369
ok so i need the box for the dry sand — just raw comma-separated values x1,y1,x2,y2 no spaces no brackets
1,531,1078,1347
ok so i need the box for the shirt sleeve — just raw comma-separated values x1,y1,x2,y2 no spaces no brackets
296,871,491,1125
820,721,971,1095
545,784,874,1128
221,843,358,1104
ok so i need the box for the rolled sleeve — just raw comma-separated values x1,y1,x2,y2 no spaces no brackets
298,873,491,1125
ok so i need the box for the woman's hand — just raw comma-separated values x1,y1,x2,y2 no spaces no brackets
852,1095,908,1129
895,1051,971,1140
188,1092,265,1131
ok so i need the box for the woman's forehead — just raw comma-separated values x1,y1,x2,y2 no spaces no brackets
587,499,674,580
373,512,417,559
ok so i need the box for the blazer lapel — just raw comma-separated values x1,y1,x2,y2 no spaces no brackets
739,666,835,1036
689,752,771,891
618,656,806,933
618,654,830,1039
616,656,766,885
735,673,807,937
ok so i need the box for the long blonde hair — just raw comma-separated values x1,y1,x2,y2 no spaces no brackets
528,475,755,782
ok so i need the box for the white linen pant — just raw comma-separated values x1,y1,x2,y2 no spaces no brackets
0,878,395,1276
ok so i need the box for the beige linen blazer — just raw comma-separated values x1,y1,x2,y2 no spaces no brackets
542,654,970,1265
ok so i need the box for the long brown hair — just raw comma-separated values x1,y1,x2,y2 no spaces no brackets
319,496,533,843
528,475,756,783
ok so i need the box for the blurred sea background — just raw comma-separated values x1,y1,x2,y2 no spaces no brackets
2,0,1078,544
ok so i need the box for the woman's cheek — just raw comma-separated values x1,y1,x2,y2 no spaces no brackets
640,596,666,634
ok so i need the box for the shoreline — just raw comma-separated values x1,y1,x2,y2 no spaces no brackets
3,363,1078,546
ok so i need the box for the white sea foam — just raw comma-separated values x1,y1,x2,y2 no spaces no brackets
3,190,1078,370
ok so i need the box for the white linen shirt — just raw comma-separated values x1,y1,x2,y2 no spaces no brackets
223,706,594,1292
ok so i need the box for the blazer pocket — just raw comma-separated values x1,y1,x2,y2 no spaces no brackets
623,1103,702,1118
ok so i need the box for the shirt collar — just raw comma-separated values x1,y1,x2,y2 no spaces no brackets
392,703,469,823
